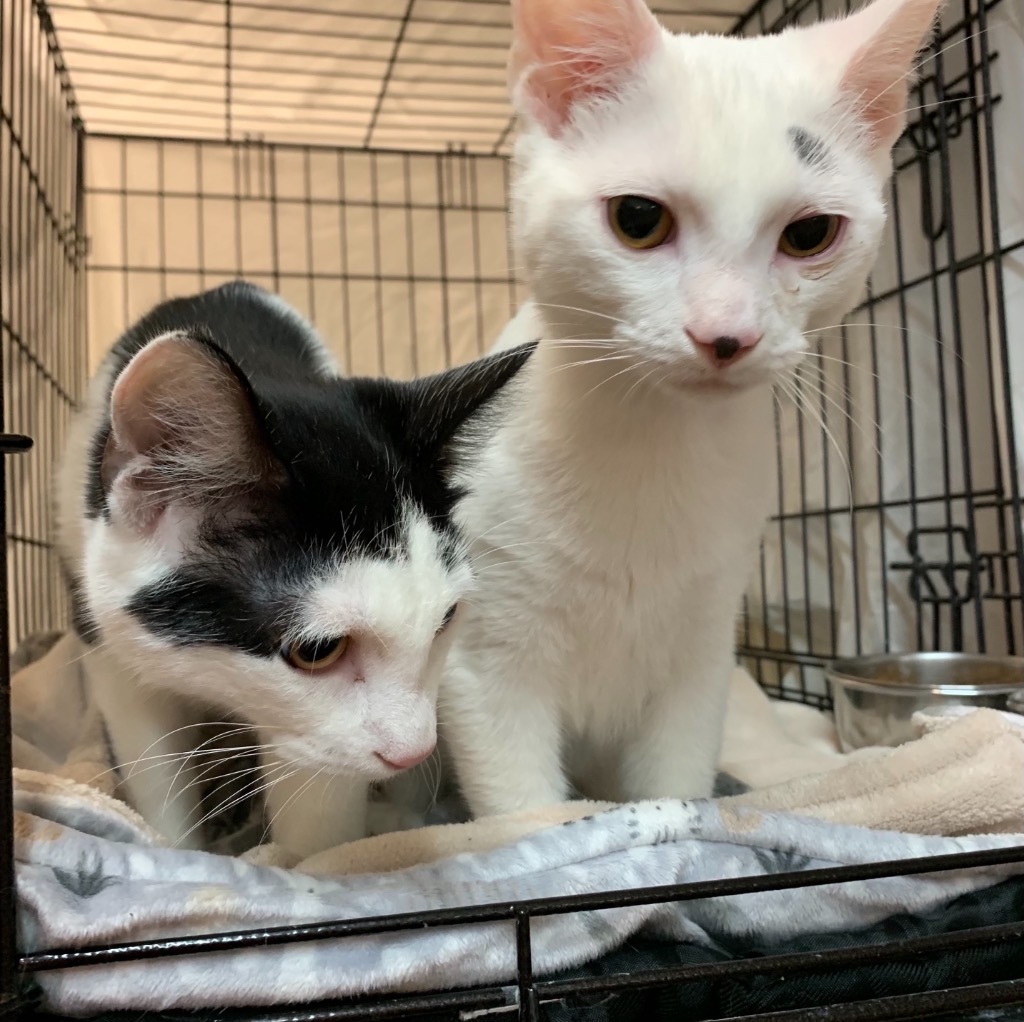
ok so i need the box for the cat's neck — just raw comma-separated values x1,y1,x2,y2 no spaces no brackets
492,302,776,541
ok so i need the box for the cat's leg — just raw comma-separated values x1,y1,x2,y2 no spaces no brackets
441,656,569,819
89,654,206,848
262,754,368,860
618,645,734,804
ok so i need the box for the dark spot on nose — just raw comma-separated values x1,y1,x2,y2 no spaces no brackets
712,336,741,361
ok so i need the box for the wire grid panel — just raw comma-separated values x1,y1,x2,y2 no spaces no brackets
84,136,523,378
43,0,747,154
738,0,1024,704
0,0,87,653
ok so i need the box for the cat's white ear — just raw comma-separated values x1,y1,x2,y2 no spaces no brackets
103,333,281,531
817,0,944,150
509,0,662,134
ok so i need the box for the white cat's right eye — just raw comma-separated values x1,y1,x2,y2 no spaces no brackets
282,635,349,672
607,195,675,250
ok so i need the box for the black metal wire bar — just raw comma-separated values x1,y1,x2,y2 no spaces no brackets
817,342,839,658
84,266,516,285
118,137,128,325
864,285,890,653
695,977,1024,1022
468,153,486,357
773,395,795,660
336,150,354,375
80,185,511,213
88,986,514,1022
67,68,512,107
537,917,1024,1001
369,151,386,375
0,437,24,1010
53,25,505,69
433,153,452,367
515,910,537,1022
933,31,985,650
267,145,280,294
61,50,506,90
974,0,1024,647
962,0,1015,652
793,353,814,664
362,0,414,150
224,0,232,141
47,3,511,49
401,152,420,378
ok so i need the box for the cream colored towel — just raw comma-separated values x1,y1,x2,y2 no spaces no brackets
297,703,1024,875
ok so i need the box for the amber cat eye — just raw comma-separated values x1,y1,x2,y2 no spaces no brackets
282,635,349,672
779,214,841,258
608,195,674,250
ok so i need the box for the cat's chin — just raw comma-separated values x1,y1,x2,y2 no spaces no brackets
625,347,800,397
657,367,782,396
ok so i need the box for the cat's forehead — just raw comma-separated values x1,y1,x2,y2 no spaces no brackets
663,31,842,128
560,33,861,225
302,513,471,645
586,37,834,162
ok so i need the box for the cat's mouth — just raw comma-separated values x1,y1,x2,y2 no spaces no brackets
655,359,776,393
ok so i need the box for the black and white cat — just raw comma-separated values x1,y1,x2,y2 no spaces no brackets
56,281,532,859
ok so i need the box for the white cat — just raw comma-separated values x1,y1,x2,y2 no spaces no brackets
441,0,944,817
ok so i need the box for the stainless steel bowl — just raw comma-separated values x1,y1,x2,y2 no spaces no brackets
825,652,1024,751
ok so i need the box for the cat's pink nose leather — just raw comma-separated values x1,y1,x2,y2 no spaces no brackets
686,329,761,364
376,746,435,771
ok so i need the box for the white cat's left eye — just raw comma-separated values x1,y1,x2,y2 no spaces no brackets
778,214,842,259
282,635,349,672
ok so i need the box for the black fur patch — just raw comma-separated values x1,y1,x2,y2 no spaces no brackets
80,281,534,656
788,126,829,167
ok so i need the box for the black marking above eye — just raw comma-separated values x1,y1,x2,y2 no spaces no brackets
788,126,828,167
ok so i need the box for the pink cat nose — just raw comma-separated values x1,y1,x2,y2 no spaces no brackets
375,745,435,772
686,329,762,365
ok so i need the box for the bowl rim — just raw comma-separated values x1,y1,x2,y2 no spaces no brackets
824,651,1024,696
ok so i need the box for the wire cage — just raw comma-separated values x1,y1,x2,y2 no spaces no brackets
2,0,1024,1018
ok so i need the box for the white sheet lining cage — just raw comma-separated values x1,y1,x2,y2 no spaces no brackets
3,0,1024,702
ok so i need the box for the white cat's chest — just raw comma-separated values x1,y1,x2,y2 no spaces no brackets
457,370,776,735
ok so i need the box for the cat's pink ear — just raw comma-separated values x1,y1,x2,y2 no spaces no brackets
104,334,282,531
819,0,944,150
510,0,662,134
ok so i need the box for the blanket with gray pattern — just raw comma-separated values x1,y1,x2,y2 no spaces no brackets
12,631,1024,1015
15,770,1024,1016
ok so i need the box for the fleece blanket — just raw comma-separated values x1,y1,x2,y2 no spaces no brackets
11,632,1024,1015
